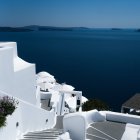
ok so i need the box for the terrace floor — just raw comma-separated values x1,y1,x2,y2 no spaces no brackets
86,121,126,140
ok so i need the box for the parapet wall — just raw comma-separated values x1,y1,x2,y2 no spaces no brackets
0,42,36,105
0,90,56,140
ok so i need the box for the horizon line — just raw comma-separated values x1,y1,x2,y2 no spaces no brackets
0,25,139,29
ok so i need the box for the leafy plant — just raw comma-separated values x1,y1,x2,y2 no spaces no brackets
82,99,110,111
0,96,18,128
0,115,6,127
0,96,19,116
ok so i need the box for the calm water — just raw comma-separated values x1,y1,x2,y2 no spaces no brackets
0,29,140,111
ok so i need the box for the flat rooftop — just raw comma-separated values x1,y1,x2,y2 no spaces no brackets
122,93,140,110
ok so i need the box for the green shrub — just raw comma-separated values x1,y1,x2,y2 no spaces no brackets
0,115,6,128
0,96,18,128
0,96,19,116
82,99,110,111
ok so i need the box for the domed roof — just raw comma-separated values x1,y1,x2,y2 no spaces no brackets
37,71,54,78
51,83,75,91
37,71,56,83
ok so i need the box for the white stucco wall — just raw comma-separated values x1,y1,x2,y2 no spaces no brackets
0,91,56,140
14,64,36,105
0,42,18,58
0,42,37,105
102,111,140,125
63,112,86,140
20,101,55,134
0,46,14,94
0,104,21,140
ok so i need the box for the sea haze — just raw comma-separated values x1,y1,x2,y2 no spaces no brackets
0,29,140,111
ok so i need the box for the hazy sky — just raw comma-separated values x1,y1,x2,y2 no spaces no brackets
0,0,140,28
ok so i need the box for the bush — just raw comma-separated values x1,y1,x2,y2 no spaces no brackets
0,96,18,128
0,96,19,116
0,115,6,127
82,99,110,111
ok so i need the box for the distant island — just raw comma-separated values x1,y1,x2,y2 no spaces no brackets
0,26,139,32
0,27,33,32
111,28,122,30
0,25,89,32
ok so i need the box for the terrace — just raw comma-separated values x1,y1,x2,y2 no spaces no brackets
121,93,140,115
63,110,140,140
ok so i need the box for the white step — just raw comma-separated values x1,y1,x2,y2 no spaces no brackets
19,128,63,140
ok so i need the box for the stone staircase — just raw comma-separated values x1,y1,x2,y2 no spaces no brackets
19,128,64,140
19,116,64,140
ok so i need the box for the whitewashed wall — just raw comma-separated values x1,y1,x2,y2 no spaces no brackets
20,101,55,134
0,91,56,140
63,112,86,140
0,104,21,140
0,42,37,105
14,65,36,105
102,111,140,125
0,46,14,94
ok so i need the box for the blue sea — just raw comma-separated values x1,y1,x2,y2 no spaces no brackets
0,29,140,111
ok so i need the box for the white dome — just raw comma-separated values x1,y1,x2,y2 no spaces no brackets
51,83,75,92
37,71,56,83
37,71,54,78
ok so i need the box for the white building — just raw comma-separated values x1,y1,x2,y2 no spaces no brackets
0,42,36,104
0,42,86,140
